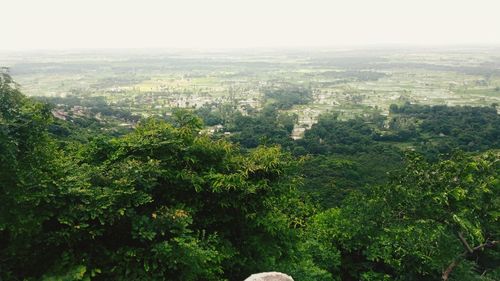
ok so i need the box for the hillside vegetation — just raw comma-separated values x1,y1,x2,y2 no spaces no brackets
1,74,499,281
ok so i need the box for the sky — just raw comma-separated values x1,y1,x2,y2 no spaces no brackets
2,0,500,50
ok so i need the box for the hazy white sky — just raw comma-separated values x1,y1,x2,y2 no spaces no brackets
2,0,500,50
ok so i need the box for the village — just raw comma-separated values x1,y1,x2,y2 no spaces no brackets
1,48,499,139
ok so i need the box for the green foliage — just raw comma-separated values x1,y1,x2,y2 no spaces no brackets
0,82,322,280
299,113,376,154
193,103,229,126
264,86,312,110
1,75,499,281
227,105,296,148
296,113,403,206
0,73,58,236
319,152,499,280
389,103,500,155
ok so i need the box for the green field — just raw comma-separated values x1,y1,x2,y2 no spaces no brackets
1,47,499,137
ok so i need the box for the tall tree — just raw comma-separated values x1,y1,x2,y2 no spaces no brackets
309,152,499,281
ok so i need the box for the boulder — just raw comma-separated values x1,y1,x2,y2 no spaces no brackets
244,272,294,281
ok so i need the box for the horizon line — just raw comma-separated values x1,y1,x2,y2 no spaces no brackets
2,43,500,53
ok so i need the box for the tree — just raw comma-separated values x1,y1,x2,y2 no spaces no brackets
0,83,326,280
0,73,65,279
312,152,499,280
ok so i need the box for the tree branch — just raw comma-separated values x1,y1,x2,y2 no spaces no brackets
458,232,473,253
442,240,499,281
442,260,459,281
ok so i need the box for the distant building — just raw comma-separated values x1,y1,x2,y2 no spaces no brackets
51,109,68,121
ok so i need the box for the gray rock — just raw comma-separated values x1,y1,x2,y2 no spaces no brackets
244,272,294,281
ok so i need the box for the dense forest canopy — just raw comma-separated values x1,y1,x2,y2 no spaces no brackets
1,73,499,281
